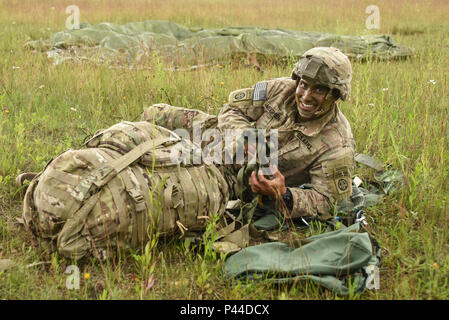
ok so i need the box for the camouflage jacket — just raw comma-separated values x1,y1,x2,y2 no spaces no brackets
217,77,355,219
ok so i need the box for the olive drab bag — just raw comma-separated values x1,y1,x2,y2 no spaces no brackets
22,121,229,260
223,222,381,295
222,153,401,295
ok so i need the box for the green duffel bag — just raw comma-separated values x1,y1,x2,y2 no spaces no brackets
223,222,381,295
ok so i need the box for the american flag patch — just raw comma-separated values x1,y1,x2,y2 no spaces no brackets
253,81,268,101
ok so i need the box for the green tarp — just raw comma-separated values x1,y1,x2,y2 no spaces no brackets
26,20,414,68
223,222,381,295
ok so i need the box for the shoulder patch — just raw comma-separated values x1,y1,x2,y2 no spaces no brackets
229,88,253,103
324,156,353,201
253,81,268,101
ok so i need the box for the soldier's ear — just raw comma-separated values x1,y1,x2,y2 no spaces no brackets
331,89,341,100
295,78,300,87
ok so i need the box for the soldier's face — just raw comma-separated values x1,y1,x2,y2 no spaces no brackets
295,79,335,119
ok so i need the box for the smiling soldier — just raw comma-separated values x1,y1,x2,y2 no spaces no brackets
218,47,355,221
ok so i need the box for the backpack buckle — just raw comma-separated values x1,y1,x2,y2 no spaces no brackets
128,188,144,202
127,188,146,211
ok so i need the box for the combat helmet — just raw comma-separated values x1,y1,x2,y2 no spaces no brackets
291,47,352,101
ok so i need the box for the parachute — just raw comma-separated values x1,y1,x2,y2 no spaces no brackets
26,20,414,68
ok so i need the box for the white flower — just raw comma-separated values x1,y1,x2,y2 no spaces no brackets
382,88,389,91
70,107,77,112
38,85,45,89
12,66,20,69
368,103,375,107
428,80,436,85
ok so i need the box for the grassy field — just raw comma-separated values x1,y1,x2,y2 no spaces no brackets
0,0,448,300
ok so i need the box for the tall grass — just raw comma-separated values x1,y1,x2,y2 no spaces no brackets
0,0,448,299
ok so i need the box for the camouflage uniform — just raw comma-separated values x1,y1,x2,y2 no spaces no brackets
142,47,355,220
217,47,355,220
218,78,354,219
141,103,217,136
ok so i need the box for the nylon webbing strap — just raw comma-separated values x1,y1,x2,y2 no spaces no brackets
45,167,80,186
109,137,173,176
57,192,101,259
164,181,174,207
74,137,175,203
96,145,160,245
90,137,173,189
129,166,151,244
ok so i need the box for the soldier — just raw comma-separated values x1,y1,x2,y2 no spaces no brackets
16,47,357,260
139,47,355,221
217,47,355,221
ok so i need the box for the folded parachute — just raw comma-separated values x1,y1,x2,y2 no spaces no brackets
26,20,414,68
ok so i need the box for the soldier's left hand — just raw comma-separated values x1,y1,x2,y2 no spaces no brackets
249,165,287,199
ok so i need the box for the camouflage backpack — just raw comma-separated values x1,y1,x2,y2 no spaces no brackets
22,121,229,260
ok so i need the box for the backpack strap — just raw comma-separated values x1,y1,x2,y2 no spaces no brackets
56,192,102,260
74,137,175,202
98,149,153,246
109,137,174,174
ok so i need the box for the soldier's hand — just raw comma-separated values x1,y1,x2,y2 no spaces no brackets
249,165,287,199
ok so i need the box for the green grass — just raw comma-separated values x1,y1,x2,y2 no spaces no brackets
1,0,449,300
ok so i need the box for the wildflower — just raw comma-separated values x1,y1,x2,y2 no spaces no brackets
428,80,436,85
39,85,45,89
223,100,227,104
368,103,375,107
220,81,224,86
3,107,9,114
130,274,140,281
70,107,77,112
433,263,439,270
218,65,223,69
123,97,126,101
172,279,189,287
12,66,20,70
146,274,155,291
84,273,90,280
382,88,389,91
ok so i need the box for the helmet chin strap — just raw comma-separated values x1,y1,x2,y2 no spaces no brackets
313,90,336,117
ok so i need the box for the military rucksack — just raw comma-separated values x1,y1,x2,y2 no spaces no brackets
22,121,229,260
